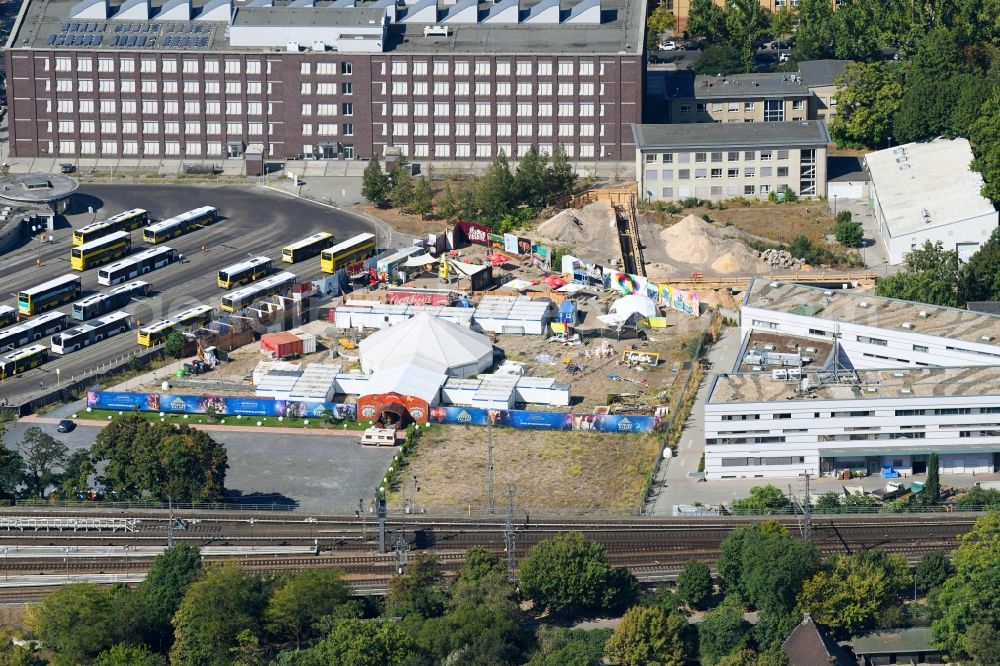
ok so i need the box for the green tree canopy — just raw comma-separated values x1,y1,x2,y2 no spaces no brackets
604,605,690,666
409,177,435,219
971,87,1000,203
725,0,771,74
687,0,728,42
834,218,864,248
163,331,187,359
915,552,953,594
729,484,790,515
518,532,637,615
169,563,266,666
19,426,68,499
694,44,745,76
514,147,550,209
792,0,835,61
797,549,912,635
95,643,161,666
829,62,903,149
527,626,610,666
361,158,390,208
303,619,415,666
475,153,517,222
960,227,1000,303
698,597,753,666
676,560,712,609
138,544,203,649
385,552,447,619
718,522,820,618
931,511,1000,660
265,569,349,646
0,443,25,501
29,584,141,666
874,240,961,307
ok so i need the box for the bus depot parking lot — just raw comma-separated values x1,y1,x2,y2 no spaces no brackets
0,183,370,405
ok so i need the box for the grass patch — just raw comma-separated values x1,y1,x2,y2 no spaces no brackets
76,409,368,430
386,427,662,513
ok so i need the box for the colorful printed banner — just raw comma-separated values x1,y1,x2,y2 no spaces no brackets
426,406,663,433
604,272,700,316
87,391,356,420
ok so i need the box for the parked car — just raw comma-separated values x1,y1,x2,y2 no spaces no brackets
659,41,678,51
60,163,75,174
56,419,75,433
683,40,703,51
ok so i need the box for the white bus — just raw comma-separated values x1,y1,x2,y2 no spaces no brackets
0,311,70,353
217,256,273,289
220,272,297,312
143,206,219,244
72,281,151,321
98,246,177,286
51,312,132,355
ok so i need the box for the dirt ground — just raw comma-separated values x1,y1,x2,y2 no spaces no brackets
669,202,837,247
389,427,662,513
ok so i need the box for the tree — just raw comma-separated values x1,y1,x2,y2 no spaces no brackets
310,619,415,666
604,606,690,666
56,448,94,500
726,0,771,74
769,6,797,38
718,522,820,618
95,643,161,666
970,87,1000,203
960,227,1000,303
163,331,187,359
829,62,903,149
924,451,941,504
834,218,864,248
387,164,415,211
91,416,227,502
436,182,461,220
265,569,349,646
385,552,447,619
0,443,24,501
648,1,677,37
797,550,911,634
687,0,728,42
410,177,434,219
915,552,953,594
792,0,835,61
716,647,789,666
518,532,637,615
230,630,265,666
693,44,745,76
698,597,752,666
361,158,390,208
814,491,843,513
956,487,1000,510
170,563,265,666
546,147,577,199
19,426,68,498
962,622,1000,666
729,484,790,515
514,147,549,208
475,152,516,222
528,626,610,666
930,512,1000,660
875,240,961,307
138,544,203,649
29,584,141,666
155,431,228,502
676,560,712,609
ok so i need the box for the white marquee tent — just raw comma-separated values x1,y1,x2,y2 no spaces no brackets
359,312,494,378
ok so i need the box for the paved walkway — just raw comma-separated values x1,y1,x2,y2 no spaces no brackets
20,414,362,438
647,327,743,515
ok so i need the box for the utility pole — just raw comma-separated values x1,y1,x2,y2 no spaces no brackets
167,497,174,548
504,486,516,582
377,497,387,554
803,473,813,544
487,421,495,515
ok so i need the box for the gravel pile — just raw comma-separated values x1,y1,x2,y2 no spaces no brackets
759,248,804,270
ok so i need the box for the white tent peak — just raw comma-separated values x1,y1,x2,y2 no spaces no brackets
609,294,658,318
359,312,494,378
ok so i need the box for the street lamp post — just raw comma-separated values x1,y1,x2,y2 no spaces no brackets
1,547,8,581
123,544,130,580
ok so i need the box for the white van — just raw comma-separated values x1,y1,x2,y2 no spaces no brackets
361,427,397,446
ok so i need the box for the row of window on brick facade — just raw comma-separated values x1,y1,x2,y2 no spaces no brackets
43,57,353,76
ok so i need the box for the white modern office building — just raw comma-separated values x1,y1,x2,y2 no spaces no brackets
704,366,1000,480
865,138,998,264
741,279,1000,370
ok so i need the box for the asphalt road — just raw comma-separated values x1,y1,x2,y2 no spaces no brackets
0,183,372,405
2,418,395,512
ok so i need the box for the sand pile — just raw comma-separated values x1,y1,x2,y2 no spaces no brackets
659,214,766,275
536,200,617,246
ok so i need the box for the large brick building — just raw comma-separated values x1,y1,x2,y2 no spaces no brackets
4,0,645,162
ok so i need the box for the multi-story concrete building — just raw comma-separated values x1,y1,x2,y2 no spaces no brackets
704,365,1000,479
668,0,834,32
742,279,1000,370
633,120,828,202
865,138,999,264
659,61,850,124
4,0,645,163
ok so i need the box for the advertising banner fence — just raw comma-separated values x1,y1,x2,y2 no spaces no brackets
87,390,357,420
427,406,662,433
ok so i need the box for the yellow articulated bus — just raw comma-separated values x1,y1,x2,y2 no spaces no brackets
70,231,132,271
282,232,335,264
18,274,82,316
136,304,214,347
320,233,376,274
0,344,49,380
142,206,219,244
220,272,297,313
217,256,273,289
72,209,149,246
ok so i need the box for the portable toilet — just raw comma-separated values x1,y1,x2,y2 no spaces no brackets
558,299,578,324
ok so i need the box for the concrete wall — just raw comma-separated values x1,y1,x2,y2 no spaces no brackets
882,210,999,265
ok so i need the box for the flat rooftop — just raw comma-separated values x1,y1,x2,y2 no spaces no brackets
0,173,79,203
664,71,810,100
797,59,851,88
633,121,830,151
10,0,644,55
744,279,1000,348
865,138,998,237
709,365,1000,404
